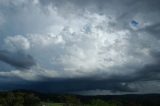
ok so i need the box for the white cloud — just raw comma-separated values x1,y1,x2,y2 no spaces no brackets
4,35,30,52
1,10,157,80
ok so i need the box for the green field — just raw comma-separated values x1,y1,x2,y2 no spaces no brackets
42,102,63,106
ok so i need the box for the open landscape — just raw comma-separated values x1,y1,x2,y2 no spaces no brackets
0,91,160,106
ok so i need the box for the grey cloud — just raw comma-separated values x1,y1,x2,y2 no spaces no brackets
0,77,137,93
135,52,160,81
140,23,160,39
0,50,36,69
34,79,136,93
0,0,160,94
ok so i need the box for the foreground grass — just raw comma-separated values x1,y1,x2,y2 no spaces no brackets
42,102,63,106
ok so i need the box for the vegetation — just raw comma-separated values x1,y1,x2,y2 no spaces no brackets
60,95,82,106
0,92,41,106
0,91,160,106
89,99,117,106
42,102,63,106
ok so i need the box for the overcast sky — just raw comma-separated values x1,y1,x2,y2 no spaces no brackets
0,0,160,95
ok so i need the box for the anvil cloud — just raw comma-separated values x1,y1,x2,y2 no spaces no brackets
0,0,160,94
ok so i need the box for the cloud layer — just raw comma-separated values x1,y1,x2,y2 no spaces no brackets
0,0,160,94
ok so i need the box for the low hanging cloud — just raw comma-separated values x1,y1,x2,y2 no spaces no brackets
0,0,160,94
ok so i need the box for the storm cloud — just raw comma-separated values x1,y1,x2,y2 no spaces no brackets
0,0,160,94
0,50,36,69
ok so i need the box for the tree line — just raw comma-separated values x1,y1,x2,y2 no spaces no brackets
0,92,41,106
0,91,160,106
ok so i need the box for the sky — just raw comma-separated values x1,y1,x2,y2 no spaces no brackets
0,0,160,95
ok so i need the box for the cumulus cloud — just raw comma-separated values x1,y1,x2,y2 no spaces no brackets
0,0,160,94
4,35,30,51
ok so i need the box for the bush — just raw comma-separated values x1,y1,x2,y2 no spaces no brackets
90,99,117,106
0,92,41,106
62,95,82,106
23,93,41,106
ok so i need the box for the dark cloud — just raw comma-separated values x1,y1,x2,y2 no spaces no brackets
135,52,160,81
140,23,160,39
0,50,36,69
31,79,136,93
0,77,137,93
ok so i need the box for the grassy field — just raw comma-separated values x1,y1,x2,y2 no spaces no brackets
42,102,63,106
